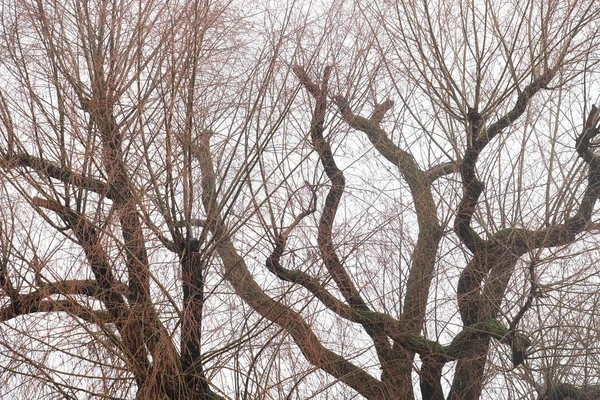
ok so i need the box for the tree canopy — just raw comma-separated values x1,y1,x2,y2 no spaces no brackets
1,0,600,399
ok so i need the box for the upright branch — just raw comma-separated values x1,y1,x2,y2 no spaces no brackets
450,72,600,399
293,65,370,310
179,238,219,398
294,64,447,398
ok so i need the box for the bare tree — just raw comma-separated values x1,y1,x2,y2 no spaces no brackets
2,0,600,399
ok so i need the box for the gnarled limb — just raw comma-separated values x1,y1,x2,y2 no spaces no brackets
311,68,444,395
196,128,388,399
450,98,600,399
329,89,444,337
295,65,417,396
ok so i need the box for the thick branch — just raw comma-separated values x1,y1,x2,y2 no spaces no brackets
266,238,529,368
1,153,111,198
454,71,557,253
454,156,486,252
0,281,116,323
300,66,444,395
33,198,118,292
425,161,459,182
0,298,112,323
196,130,387,399
180,239,212,396
330,91,443,335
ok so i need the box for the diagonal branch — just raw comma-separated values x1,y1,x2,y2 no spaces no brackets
196,129,387,399
31,197,152,380
33,197,118,293
475,71,556,150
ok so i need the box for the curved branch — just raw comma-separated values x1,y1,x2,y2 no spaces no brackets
196,130,387,399
454,71,557,253
329,91,443,335
425,161,459,182
297,66,369,310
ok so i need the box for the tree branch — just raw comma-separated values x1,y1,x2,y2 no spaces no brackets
1,153,111,198
0,281,117,323
329,90,443,335
197,128,388,400
31,196,152,381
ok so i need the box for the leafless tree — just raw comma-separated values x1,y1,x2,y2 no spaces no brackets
1,0,600,399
